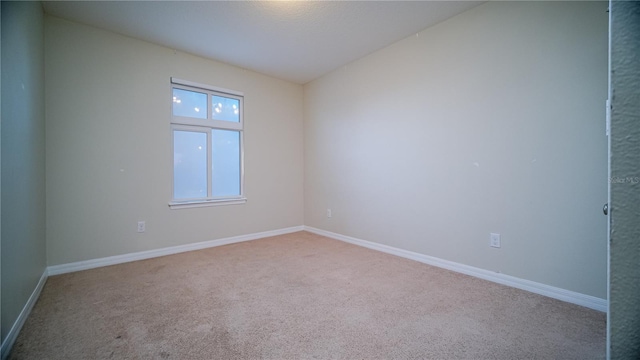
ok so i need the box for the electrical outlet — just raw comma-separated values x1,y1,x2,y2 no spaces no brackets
137,221,146,233
490,233,501,248
326,209,332,218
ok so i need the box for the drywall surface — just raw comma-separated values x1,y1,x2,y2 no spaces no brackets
1,1,47,344
608,1,640,357
304,1,608,298
45,16,304,265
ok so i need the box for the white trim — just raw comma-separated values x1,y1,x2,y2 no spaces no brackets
170,80,245,205
304,226,608,312
47,226,304,276
171,77,243,97
1,270,48,360
168,197,247,209
0,225,606,359
170,116,243,131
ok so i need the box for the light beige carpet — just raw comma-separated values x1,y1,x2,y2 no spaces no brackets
9,231,605,359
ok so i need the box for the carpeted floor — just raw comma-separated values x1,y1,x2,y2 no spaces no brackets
9,231,605,359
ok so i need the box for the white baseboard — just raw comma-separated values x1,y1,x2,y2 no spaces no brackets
2,226,304,358
0,224,605,360
48,226,304,276
304,226,607,312
1,269,48,360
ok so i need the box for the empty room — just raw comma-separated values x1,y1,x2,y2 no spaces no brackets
2,0,639,359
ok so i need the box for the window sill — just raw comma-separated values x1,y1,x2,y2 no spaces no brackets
168,197,247,210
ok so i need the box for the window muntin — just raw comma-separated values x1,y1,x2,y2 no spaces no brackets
169,78,245,208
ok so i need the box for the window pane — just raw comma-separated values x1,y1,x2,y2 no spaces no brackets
173,88,207,119
212,129,240,197
174,131,207,199
212,95,240,123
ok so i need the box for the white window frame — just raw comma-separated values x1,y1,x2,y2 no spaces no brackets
169,77,246,209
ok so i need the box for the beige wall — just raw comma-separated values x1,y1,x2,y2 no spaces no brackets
1,1,47,345
45,16,304,266
304,1,608,298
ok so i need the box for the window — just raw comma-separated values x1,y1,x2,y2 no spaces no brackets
169,78,245,209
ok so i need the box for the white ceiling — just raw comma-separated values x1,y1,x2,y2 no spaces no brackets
42,1,483,84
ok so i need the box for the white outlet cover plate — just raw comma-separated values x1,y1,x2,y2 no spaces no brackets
490,233,501,248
